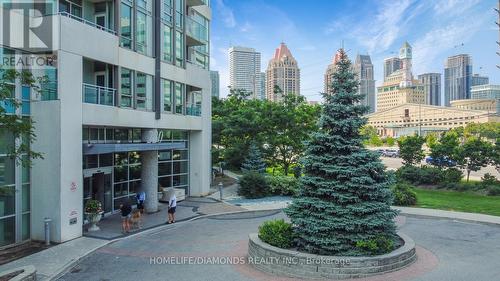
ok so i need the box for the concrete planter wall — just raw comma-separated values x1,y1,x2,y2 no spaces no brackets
0,265,36,281
248,232,416,279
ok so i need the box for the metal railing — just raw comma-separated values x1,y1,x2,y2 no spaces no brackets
186,103,201,116
59,12,117,35
83,83,116,106
185,16,208,44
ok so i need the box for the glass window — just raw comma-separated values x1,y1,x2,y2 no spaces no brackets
175,31,184,66
173,150,188,160
84,155,98,169
173,174,187,186
120,68,133,107
175,82,184,114
159,176,172,188
22,155,29,183
129,180,140,194
0,217,15,247
135,72,153,110
0,156,15,186
0,129,14,155
114,182,128,197
162,79,172,112
114,166,128,183
22,213,30,241
22,184,30,212
129,165,142,180
114,129,129,142
99,153,113,167
173,161,188,174
136,11,147,54
162,24,172,62
0,186,15,217
114,152,128,166
175,0,183,28
158,151,171,161
120,3,133,49
158,162,172,176
129,152,141,164
162,0,173,22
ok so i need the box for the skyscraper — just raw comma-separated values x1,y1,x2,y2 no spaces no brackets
354,54,376,113
266,42,300,101
228,46,262,99
472,74,489,86
324,51,341,94
210,71,220,98
384,57,401,79
418,73,441,106
444,54,473,106
258,72,266,100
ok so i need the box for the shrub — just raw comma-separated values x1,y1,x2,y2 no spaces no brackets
482,173,499,186
238,172,269,198
442,168,463,184
419,166,443,185
396,166,444,185
268,175,299,196
356,235,394,255
395,165,422,184
85,200,102,214
487,185,500,196
390,183,417,206
258,219,294,249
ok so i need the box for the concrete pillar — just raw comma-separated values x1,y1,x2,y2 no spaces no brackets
141,129,158,213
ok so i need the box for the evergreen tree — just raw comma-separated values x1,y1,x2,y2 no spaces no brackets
241,142,266,173
284,49,397,256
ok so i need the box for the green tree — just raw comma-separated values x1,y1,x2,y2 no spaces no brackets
429,131,460,168
398,135,425,166
0,69,44,166
456,137,493,182
241,142,266,173
385,136,396,147
285,49,397,256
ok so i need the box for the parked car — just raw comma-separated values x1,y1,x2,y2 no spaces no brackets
375,149,386,156
425,156,457,167
384,149,399,158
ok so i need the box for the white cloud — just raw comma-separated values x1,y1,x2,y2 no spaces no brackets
215,0,236,28
433,0,481,16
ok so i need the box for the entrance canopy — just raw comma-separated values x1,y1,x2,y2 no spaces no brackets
82,142,186,155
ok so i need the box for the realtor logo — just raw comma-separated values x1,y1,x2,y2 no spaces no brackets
1,0,54,51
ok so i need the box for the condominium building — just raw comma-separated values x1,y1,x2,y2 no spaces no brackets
0,0,211,247
472,74,489,87
258,72,266,100
266,42,300,101
383,57,401,79
444,54,473,106
354,54,376,113
324,51,341,94
228,46,262,99
210,70,220,98
418,73,441,106
377,42,425,113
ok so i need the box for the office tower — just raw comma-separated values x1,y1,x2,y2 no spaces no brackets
384,57,401,80
0,0,211,246
377,42,425,112
324,51,341,94
354,54,376,113
265,42,300,101
472,74,489,86
418,73,442,106
444,54,473,106
210,71,220,98
228,46,261,99
258,72,266,100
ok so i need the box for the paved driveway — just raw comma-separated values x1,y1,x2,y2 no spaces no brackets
59,211,500,281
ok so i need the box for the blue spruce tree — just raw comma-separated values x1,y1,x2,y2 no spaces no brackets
285,49,397,256
241,142,266,174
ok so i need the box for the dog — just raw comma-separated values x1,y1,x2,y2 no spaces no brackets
130,209,142,230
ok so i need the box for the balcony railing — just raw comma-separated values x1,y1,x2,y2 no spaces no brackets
186,16,208,45
186,103,201,116
59,12,117,35
83,83,116,106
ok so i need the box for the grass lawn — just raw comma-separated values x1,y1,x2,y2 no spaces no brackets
414,188,500,217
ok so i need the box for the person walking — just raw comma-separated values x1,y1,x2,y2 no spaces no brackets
120,200,132,233
166,188,177,224
136,191,145,214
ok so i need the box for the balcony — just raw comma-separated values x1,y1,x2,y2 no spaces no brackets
186,16,208,46
186,104,201,116
83,83,116,106
186,0,207,7
58,12,116,35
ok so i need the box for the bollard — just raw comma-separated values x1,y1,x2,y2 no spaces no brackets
218,182,223,200
44,218,52,246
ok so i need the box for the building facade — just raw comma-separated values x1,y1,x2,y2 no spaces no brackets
377,42,425,113
0,0,211,247
210,70,219,98
265,43,300,101
228,46,262,99
324,51,341,94
258,72,266,100
354,54,376,113
383,57,401,79
472,74,489,87
367,104,499,137
418,73,441,106
444,54,473,106
471,84,500,114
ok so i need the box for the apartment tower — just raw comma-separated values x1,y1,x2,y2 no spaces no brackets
265,42,300,101
228,46,262,99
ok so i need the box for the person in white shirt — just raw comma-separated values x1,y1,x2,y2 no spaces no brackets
166,188,177,224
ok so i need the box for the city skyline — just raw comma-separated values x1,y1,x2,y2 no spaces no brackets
210,0,499,101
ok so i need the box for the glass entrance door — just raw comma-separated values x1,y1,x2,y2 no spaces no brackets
83,169,113,214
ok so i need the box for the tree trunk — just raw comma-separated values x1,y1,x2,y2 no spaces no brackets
467,170,471,182
284,163,289,176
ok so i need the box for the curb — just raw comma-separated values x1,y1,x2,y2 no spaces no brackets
49,208,281,281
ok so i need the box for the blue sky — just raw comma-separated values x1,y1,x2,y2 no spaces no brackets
209,0,499,102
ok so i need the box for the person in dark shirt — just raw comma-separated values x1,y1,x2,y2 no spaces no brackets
120,201,132,233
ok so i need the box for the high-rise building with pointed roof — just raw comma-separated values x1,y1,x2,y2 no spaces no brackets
265,42,300,101
354,54,376,113
324,51,342,94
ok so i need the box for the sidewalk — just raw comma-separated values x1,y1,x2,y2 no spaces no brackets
394,206,500,226
0,237,107,281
